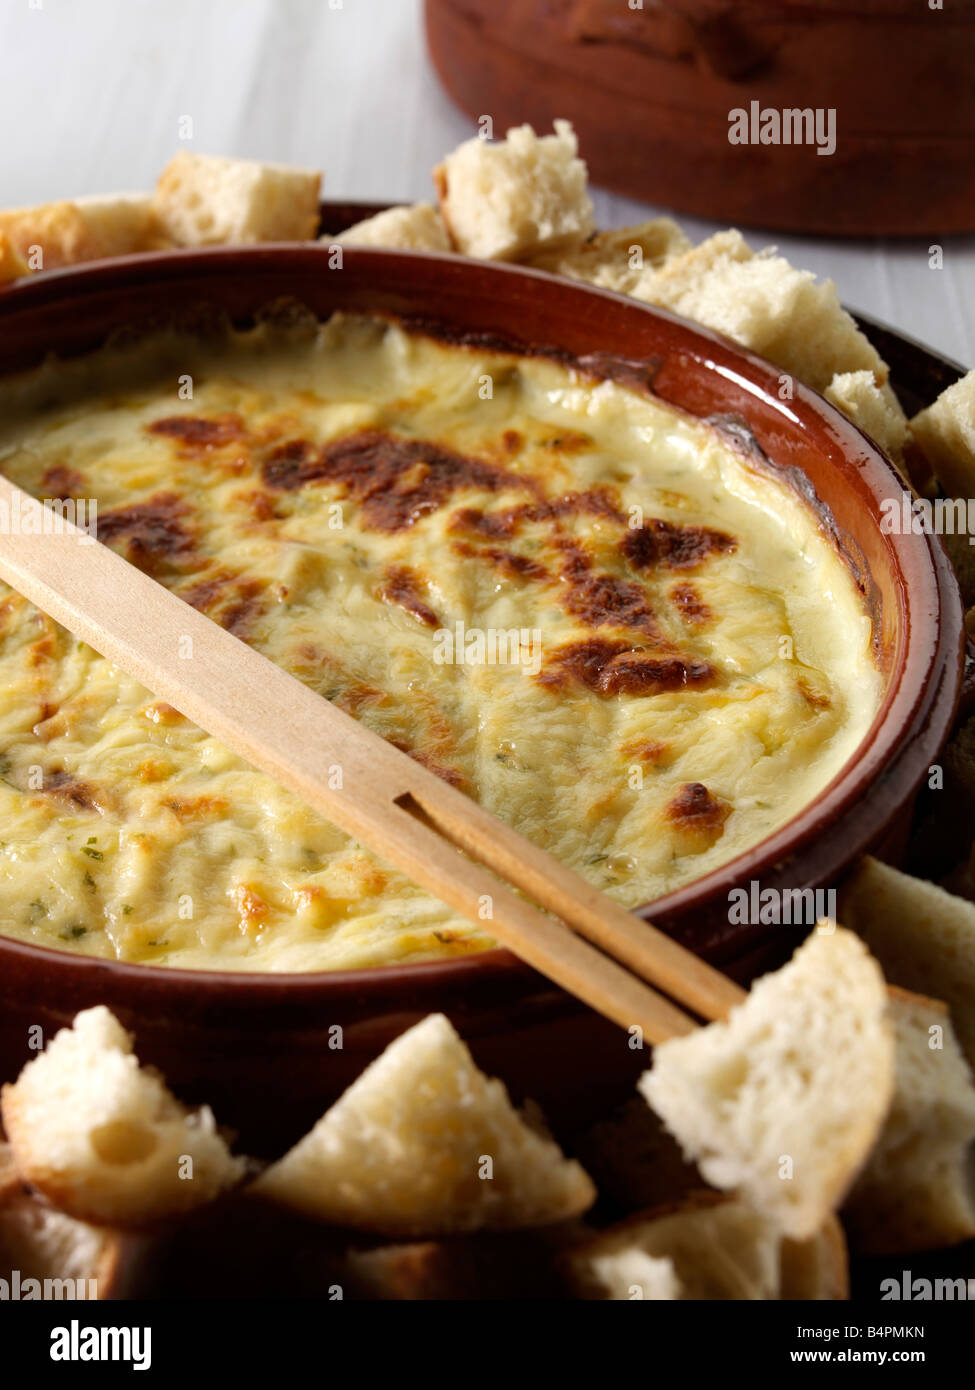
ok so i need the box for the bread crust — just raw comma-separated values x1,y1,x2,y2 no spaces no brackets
335,202,450,252
911,370,975,499
0,231,28,282
0,201,97,270
1,1006,244,1227
843,985,975,1255
840,857,975,1074
0,195,167,272
253,1013,595,1235
0,1177,129,1299
780,1216,850,1300
640,928,895,1240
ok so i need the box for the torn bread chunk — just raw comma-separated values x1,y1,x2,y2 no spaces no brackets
0,1176,126,1299
824,370,911,474
640,926,894,1239
839,857,975,1074
0,201,99,270
253,1013,595,1235
529,219,691,296
567,1193,782,1301
568,1196,848,1302
1,1006,245,1226
581,1249,682,1301
153,151,321,246
0,1141,20,1199
843,988,975,1255
635,230,893,397
573,1102,847,1297
0,200,99,270
780,1219,850,1301
71,193,170,257
433,120,594,261
0,230,29,282
529,217,909,459
0,195,167,271
911,370,975,499
335,202,450,252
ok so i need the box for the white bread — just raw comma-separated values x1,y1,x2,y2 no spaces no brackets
0,1182,124,1299
253,1013,595,1235
568,1194,779,1300
824,370,911,474
779,1218,850,1300
522,213,910,463
843,987,975,1254
634,230,893,397
0,230,29,282
433,120,594,261
640,927,895,1239
567,1192,786,1300
0,195,167,272
580,1247,683,1301
839,856,975,1073
153,151,321,246
529,219,691,296
1,1006,245,1226
0,1140,18,1193
0,200,100,269
573,1101,848,1296
335,202,450,252
72,193,170,257
569,1197,848,1302
911,369,975,499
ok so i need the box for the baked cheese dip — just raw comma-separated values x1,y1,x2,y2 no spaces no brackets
0,313,881,971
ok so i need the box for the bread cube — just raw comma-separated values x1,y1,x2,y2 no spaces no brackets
153,151,321,245
335,202,450,251
434,120,594,261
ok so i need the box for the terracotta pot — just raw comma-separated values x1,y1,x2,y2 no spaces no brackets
424,0,975,236
0,247,963,1150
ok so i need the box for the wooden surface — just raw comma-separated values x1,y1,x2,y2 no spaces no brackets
0,0,971,365
0,476,745,1040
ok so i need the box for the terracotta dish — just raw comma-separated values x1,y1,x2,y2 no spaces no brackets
0,247,963,1148
425,0,975,236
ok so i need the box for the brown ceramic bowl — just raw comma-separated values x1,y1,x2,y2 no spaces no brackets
0,248,963,1150
425,0,975,237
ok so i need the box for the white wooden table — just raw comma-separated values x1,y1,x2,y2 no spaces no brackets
1,0,972,366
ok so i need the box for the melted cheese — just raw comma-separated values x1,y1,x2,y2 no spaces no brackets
0,314,881,971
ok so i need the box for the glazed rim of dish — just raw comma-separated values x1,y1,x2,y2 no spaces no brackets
0,244,963,991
